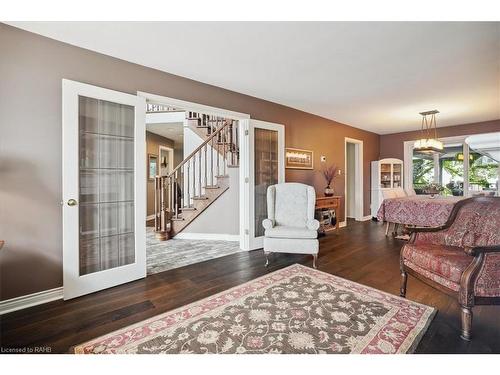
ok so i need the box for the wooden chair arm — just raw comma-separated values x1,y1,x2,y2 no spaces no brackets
464,245,500,257
407,226,447,233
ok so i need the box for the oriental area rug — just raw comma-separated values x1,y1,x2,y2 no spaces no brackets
74,264,435,354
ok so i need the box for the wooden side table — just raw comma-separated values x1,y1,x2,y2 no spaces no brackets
315,196,342,234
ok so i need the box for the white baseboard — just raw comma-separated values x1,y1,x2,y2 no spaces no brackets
339,221,347,228
174,232,240,242
360,215,372,221
0,287,63,315
146,214,155,221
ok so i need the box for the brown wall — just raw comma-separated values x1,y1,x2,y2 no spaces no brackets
146,131,175,217
0,24,379,301
379,119,500,160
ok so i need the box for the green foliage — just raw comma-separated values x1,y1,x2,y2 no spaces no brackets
412,158,434,184
413,151,499,193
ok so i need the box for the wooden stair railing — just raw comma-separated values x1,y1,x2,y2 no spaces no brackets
154,116,239,240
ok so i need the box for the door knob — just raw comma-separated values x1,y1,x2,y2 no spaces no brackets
67,199,78,206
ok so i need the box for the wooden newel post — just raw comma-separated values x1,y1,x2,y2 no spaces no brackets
154,176,170,241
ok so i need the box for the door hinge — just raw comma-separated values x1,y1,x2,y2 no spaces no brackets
245,229,249,235
245,130,249,136
245,177,249,183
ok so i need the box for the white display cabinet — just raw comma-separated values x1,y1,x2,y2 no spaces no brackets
371,158,404,218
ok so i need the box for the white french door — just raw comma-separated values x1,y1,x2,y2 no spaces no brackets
62,80,146,300
240,119,285,250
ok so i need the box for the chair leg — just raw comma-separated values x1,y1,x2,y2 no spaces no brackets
460,305,473,341
264,252,270,267
400,270,408,298
312,254,318,269
385,222,390,236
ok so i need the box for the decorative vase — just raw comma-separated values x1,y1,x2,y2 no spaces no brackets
324,185,334,197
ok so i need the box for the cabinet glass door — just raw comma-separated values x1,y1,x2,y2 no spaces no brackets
393,163,402,188
380,163,392,188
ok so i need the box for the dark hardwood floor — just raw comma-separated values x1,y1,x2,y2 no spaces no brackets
1,220,499,354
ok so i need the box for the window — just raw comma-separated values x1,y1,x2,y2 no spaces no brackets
408,133,500,197
468,152,499,196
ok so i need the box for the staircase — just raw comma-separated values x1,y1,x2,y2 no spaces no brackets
154,113,239,240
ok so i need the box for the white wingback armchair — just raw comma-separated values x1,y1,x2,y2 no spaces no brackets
262,183,320,268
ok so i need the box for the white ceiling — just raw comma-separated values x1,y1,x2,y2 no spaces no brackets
146,122,184,144
9,22,500,134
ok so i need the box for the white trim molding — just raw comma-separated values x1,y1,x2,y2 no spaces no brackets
0,287,63,315
137,91,250,121
339,221,347,228
173,232,240,242
360,215,373,221
344,137,364,222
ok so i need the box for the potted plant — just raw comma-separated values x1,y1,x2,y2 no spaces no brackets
425,182,444,198
321,164,338,197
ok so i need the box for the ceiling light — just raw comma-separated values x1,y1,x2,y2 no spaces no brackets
414,110,444,154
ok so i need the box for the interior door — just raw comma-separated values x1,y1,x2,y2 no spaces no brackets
62,79,146,300
242,119,285,250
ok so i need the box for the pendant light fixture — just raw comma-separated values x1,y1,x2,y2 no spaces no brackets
414,110,444,154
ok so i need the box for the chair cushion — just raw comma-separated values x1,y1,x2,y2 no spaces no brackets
265,225,318,239
403,243,500,297
402,243,472,285
382,190,397,199
394,188,407,198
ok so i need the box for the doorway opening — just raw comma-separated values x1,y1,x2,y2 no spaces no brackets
344,137,364,225
141,95,246,275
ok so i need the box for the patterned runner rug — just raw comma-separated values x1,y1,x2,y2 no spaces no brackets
74,264,435,354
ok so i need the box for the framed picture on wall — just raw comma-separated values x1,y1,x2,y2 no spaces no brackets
148,154,158,180
285,148,314,169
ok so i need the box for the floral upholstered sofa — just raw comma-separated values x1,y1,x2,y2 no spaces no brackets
400,197,500,340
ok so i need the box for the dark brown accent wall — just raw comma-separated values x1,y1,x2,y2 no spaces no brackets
0,24,379,301
379,119,500,160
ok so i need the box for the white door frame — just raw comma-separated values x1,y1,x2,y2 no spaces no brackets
344,137,364,223
62,79,146,300
241,119,285,251
137,91,250,247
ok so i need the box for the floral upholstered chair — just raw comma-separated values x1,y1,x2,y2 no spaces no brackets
400,197,500,340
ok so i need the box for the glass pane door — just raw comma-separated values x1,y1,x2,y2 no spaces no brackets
412,152,435,194
79,96,135,275
468,150,499,197
244,119,284,251
254,128,279,238
439,143,465,196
